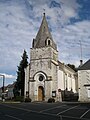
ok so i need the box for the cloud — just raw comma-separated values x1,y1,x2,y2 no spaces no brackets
0,0,34,73
0,73,16,87
0,0,90,85
0,73,16,79
54,20,90,66
27,0,80,26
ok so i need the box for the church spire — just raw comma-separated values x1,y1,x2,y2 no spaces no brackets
32,13,57,50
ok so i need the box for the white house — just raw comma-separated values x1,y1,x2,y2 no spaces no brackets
24,13,78,102
78,59,90,102
7,83,15,99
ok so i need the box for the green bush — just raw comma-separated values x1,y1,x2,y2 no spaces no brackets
47,98,55,103
25,98,31,102
15,96,24,102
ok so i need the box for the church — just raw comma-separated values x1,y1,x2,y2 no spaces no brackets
24,13,78,102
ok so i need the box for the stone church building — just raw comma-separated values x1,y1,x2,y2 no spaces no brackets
24,13,78,102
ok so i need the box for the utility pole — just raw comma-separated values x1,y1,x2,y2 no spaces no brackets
79,40,83,66
79,40,82,60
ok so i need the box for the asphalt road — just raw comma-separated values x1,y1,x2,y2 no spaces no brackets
0,102,90,120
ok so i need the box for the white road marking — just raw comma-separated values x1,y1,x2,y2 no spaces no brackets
57,105,80,115
5,115,22,120
80,108,90,118
3,103,88,119
1,104,33,112
60,115,90,120
39,112,58,116
39,104,66,113
1,104,57,117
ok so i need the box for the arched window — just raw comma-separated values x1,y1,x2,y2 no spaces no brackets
48,40,50,45
46,38,52,46
39,75,44,81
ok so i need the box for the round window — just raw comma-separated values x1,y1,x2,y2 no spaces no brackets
39,75,44,81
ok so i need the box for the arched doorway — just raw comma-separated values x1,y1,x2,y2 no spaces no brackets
38,86,44,101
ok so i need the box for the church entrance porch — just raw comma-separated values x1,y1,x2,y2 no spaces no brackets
38,86,44,101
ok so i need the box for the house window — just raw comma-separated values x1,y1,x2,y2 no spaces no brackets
88,89,90,98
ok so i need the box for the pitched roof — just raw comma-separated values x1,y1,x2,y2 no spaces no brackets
78,59,90,70
32,13,57,50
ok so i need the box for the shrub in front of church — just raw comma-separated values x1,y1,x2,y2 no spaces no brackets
25,98,32,102
15,96,24,102
47,98,55,103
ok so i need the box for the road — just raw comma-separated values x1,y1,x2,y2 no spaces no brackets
0,102,90,120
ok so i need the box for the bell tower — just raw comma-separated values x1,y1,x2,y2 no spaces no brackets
29,13,59,101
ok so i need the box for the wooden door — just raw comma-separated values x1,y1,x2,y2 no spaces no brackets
38,86,44,101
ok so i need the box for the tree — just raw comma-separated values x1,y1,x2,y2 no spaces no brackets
67,64,77,72
13,50,28,97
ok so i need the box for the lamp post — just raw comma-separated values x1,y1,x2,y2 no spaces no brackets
0,74,5,93
0,74,5,101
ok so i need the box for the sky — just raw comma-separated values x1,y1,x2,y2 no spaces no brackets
0,0,90,87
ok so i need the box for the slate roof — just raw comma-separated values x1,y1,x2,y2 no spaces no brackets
78,59,90,70
32,13,57,50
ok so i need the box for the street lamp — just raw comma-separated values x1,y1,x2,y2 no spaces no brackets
0,74,5,93
0,74,5,101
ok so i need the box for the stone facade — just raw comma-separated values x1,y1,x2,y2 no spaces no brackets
78,70,90,102
27,46,58,101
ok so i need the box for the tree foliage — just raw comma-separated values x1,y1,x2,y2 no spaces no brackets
13,50,28,98
67,64,77,72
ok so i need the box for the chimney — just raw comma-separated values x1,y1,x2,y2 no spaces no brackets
80,60,83,66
